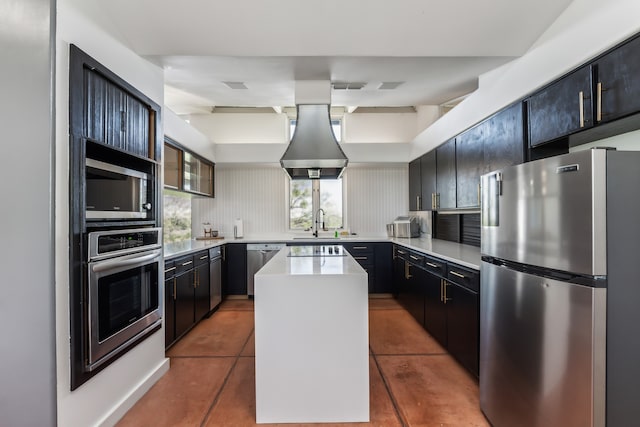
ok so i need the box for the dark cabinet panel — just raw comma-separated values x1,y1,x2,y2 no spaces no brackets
483,102,525,174
596,35,640,124
424,274,447,347
374,243,393,293
408,158,421,211
446,282,479,377
224,243,247,295
83,68,152,158
405,265,426,326
194,252,210,322
456,126,484,208
175,270,194,340
420,150,437,210
164,261,176,347
527,65,593,147
436,138,456,209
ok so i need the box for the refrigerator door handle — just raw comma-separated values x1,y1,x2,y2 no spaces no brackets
481,172,501,227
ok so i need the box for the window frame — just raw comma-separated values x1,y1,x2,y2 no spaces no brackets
286,175,347,233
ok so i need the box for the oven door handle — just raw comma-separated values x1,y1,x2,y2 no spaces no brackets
91,251,161,273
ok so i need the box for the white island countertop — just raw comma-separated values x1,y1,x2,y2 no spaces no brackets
254,246,370,424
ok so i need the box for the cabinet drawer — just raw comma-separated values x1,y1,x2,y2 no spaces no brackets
351,253,374,266
396,248,424,267
343,243,374,255
193,250,209,267
423,254,447,277
164,260,176,279
174,255,195,275
447,264,479,292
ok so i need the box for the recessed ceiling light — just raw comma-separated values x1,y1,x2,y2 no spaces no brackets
378,82,404,90
222,81,248,90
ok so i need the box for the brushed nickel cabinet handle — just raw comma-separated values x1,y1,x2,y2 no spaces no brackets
164,266,176,274
596,82,602,122
199,255,208,260
405,262,412,280
397,250,407,255
409,255,420,261
181,260,193,267
450,270,466,279
353,246,368,250
417,195,421,210
443,280,451,304
426,262,439,268
173,278,177,300
354,256,368,260
440,279,444,302
579,91,585,127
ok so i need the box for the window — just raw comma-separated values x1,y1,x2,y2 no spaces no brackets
289,179,343,231
290,119,342,142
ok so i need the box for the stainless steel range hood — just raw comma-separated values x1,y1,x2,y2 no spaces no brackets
280,82,348,180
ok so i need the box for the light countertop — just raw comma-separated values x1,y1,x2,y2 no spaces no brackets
257,245,366,277
164,234,481,270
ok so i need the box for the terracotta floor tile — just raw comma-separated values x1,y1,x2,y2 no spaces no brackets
202,357,256,426
217,298,255,311
116,357,234,427
167,310,254,357
376,354,489,427
369,309,447,356
368,297,404,310
203,357,402,427
241,331,255,356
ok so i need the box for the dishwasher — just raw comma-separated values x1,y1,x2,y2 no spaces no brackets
247,243,286,296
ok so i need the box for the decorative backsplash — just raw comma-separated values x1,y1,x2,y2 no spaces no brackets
190,164,409,238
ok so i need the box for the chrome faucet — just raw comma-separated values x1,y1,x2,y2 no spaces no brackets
313,208,325,237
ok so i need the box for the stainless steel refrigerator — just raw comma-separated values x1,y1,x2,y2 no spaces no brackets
480,148,640,427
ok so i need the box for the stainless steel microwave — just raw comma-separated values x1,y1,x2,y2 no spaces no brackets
85,158,152,220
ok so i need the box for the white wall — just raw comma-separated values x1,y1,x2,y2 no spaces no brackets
343,113,419,143
56,1,168,426
0,0,56,425
411,0,640,159
192,164,408,238
164,108,215,161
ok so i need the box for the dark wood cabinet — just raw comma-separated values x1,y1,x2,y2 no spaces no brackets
596,35,640,124
436,138,456,210
164,138,215,197
456,125,484,208
445,263,479,377
408,158,422,211
224,243,247,296
85,69,151,157
483,102,525,174
166,250,211,348
342,242,392,294
174,267,194,340
164,260,176,346
527,65,593,147
420,150,437,211
374,243,393,293
193,252,210,322
394,245,480,378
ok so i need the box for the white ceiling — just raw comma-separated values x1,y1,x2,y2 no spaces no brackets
95,0,573,114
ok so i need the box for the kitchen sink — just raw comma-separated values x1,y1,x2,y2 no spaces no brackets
292,236,340,240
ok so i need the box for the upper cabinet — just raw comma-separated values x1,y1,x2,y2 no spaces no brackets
420,150,437,210
456,125,484,208
527,33,640,149
83,64,156,160
596,35,640,124
408,158,422,211
435,139,457,210
527,66,593,148
483,102,525,174
164,139,215,198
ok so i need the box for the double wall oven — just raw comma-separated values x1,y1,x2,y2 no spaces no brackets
86,228,162,371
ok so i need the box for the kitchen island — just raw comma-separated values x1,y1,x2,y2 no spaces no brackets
254,245,370,424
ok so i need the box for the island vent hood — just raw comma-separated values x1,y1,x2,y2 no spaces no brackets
280,81,348,180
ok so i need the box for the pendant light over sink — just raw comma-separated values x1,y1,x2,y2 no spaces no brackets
280,81,348,179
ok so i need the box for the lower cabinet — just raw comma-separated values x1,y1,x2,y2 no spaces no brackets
224,243,247,296
165,249,211,349
342,242,393,294
393,245,479,378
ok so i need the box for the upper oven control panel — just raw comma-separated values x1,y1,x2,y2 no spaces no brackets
88,227,162,261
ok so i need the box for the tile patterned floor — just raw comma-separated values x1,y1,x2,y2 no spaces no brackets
116,297,488,427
